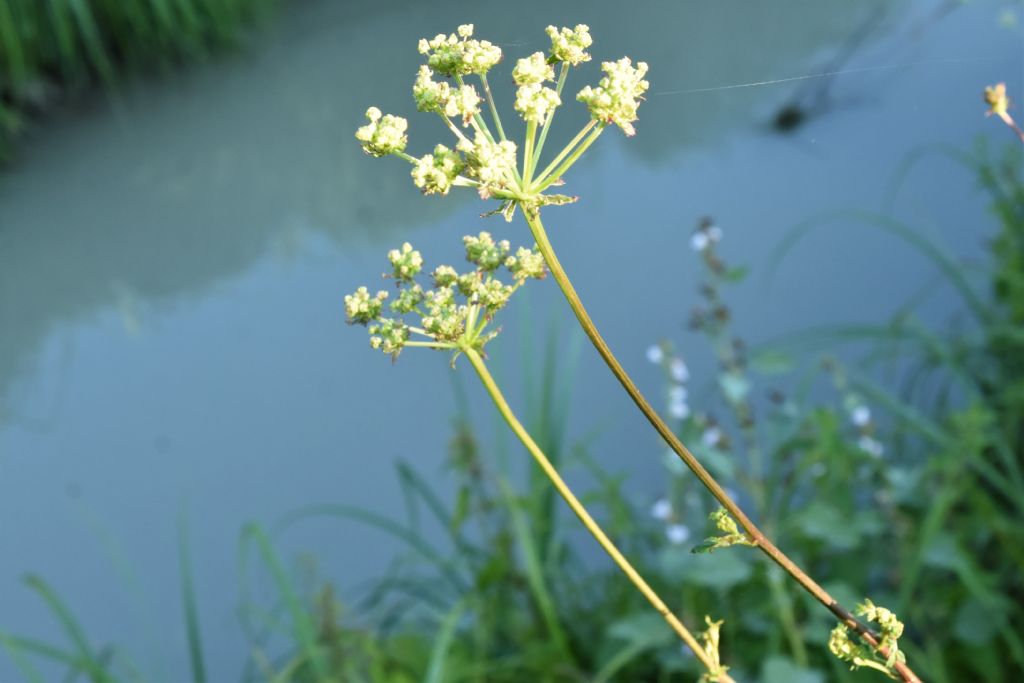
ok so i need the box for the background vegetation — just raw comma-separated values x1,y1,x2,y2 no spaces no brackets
0,0,273,158
3,146,1020,682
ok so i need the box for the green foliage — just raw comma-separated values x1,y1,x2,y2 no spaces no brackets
0,0,273,159
4,150,1023,681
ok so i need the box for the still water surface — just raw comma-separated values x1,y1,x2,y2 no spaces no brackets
0,0,1020,679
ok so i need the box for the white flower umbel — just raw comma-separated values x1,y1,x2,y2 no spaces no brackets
546,24,592,66
412,145,465,196
418,24,502,77
576,57,649,136
516,83,561,125
457,133,518,198
355,107,408,158
513,52,555,85
346,236,545,360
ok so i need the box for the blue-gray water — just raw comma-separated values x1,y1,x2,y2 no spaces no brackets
1,0,1021,679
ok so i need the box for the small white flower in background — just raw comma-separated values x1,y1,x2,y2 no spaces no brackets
706,224,723,243
669,386,688,404
650,498,673,521
646,344,664,364
851,405,871,427
669,400,690,420
701,426,722,448
690,231,710,252
858,435,884,458
809,462,827,479
666,524,691,545
669,357,689,383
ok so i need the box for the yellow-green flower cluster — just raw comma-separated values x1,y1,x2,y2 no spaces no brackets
355,23,649,208
413,65,481,125
388,242,424,281
355,107,408,157
692,508,757,553
456,133,518,198
505,246,546,281
345,235,546,359
418,24,502,77
576,57,650,136
344,286,388,325
412,144,465,195
513,52,560,124
546,24,592,65
829,600,906,675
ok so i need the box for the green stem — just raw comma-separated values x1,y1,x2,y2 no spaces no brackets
522,120,538,187
532,120,596,189
535,123,603,191
462,348,734,683
479,73,507,142
396,151,417,164
519,208,923,683
532,63,569,170
456,74,496,144
768,569,808,667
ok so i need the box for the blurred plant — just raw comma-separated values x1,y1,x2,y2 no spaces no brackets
354,22,919,680
0,0,273,159
984,83,1024,143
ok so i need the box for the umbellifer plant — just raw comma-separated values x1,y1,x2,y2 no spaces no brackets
348,23,920,682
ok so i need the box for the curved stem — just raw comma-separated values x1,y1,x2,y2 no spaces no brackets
463,347,735,683
520,208,923,683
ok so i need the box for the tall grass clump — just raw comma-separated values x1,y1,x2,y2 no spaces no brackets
0,0,274,158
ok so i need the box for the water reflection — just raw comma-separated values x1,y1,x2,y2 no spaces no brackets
0,0,1020,679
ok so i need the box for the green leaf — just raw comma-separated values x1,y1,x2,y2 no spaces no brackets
761,656,824,683
607,613,674,647
661,546,752,590
749,348,795,375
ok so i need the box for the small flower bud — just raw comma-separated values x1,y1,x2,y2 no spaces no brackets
432,265,458,287
576,57,649,136
513,52,554,86
412,144,465,196
344,286,389,325
391,284,425,314
387,242,424,281
515,83,561,124
504,246,546,280
546,25,592,66
355,107,408,157
464,232,511,271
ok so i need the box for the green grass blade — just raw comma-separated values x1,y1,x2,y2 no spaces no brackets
275,504,469,593
423,601,465,683
68,0,115,84
178,516,207,683
396,461,483,560
494,475,572,661
0,632,56,683
238,524,329,681
0,0,28,89
768,209,991,322
23,575,118,683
